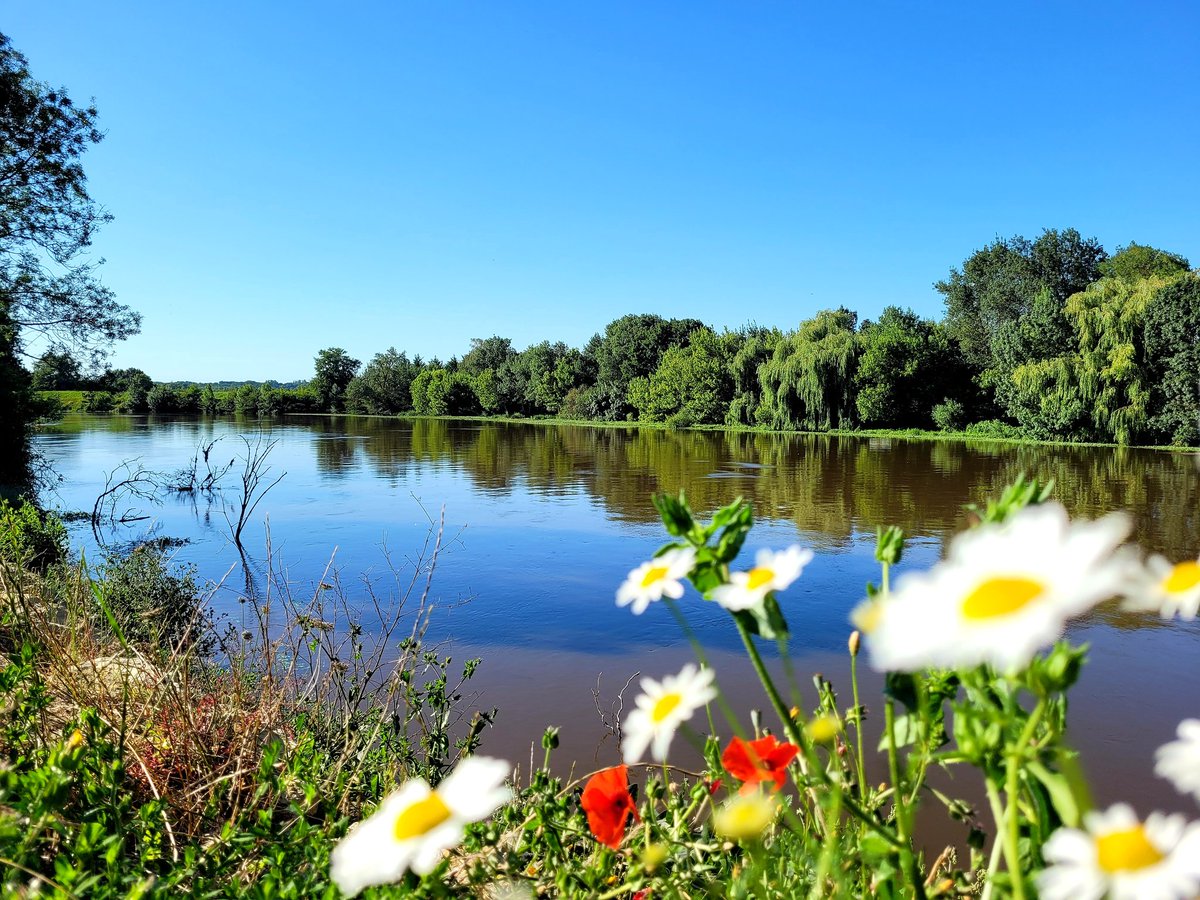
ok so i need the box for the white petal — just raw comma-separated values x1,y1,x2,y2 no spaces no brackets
438,756,512,821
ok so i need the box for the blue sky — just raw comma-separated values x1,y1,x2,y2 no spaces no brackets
7,2,1199,382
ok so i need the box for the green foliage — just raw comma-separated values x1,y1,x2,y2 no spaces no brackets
628,327,734,425
81,390,117,412
725,325,781,426
1144,273,1200,446
938,228,1107,377
344,347,420,415
30,350,83,390
93,548,210,656
1063,274,1174,444
757,308,860,431
312,348,362,412
591,314,705,420
1097,242,1190,281
411,368,479,416
0,499,66,571
855,308,969,428
931,398,966,431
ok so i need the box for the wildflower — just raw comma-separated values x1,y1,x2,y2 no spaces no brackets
641,843,668,873
616,547,697,615
804,714,841,744
1123,553,1200,620
853,502,1131,672
330,756,512,896
581,765,639,849
710,546,813,612
1156,719,1200,804
65,728,84,750
622,664,717,764
1038,804,1200,900
713,793,777,843
721,734,799,793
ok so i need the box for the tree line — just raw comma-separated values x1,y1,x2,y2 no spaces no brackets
43,231,1200,447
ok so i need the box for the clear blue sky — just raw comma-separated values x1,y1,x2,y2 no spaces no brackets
7,2,1199,382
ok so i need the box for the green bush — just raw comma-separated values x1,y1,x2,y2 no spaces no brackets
0,499,66,571
81,390,118,413
931,397,966,431
964,418,1026,439
95,547,210,656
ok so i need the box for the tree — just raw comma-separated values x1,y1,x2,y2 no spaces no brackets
1144,274,1200,446
312,347,361,411
29,350,82,389
937,228,1107,379
344,348,420,415
854,308,968,428
758,309,860,431
1097,243,1190,282
591,314,705,420
1,33,140,489
627,327,734,425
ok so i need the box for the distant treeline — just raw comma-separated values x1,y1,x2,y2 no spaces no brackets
39,230,1200,446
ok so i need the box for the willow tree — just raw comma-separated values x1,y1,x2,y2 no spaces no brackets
757,308,860,431
725,325,782,426
1062,274,1176,444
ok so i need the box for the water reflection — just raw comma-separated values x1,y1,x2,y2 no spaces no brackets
293,417,1200,561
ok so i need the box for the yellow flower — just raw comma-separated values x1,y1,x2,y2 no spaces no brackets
330,756,511,896
713,793,777,843
805,715,840,744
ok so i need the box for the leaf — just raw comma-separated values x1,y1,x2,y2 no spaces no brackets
651,492,695,538
877,713,922,752
733,595,789,641
1027,761,1083,828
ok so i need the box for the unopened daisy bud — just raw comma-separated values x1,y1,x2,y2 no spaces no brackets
713,793,777,843
848,630,861,657
805,714,840,744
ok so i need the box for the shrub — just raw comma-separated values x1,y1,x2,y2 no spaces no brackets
931,397,966,431
964,418,1026,439
0,500,67,572
81,390,117,413
94,547,210,656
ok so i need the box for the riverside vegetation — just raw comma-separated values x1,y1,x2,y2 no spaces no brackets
37,244,1200,451
2,475,1200,898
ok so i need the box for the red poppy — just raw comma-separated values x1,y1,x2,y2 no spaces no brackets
581,765,640,849
721,734,800,793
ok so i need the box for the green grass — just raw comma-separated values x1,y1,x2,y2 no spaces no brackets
39,390,87,411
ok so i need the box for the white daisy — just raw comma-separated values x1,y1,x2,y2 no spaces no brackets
853,502,1131,673
1124,554,1200,620
710,545,814,612
616,547,697,615
621,663,717,764
330,756,512,896
1156,719,1200,804
1038,803,1200,900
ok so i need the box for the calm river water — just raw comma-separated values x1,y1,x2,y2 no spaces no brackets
35,414,1200,842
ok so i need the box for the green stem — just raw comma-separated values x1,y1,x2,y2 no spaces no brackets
885,700,927,900
666,599,745,738
850,652,867,799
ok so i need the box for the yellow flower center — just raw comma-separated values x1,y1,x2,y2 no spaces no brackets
746,567,775,590
961,576,1044,620
651,692,683,723
1163,561,1200,595
393,792,452,841
1095,825,1164,873
641,565,669,588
